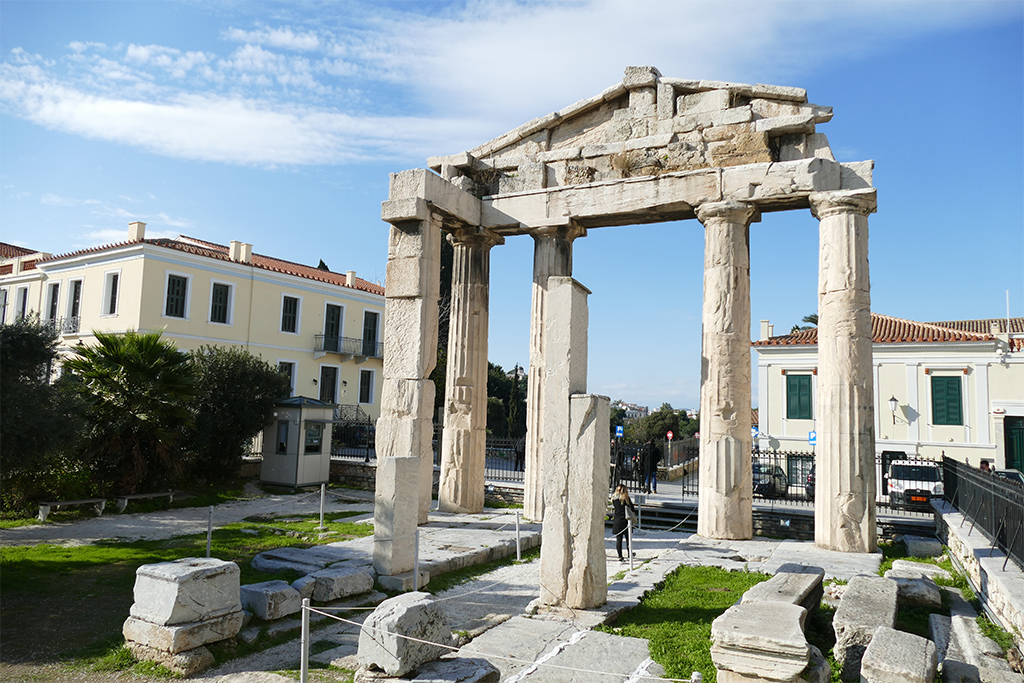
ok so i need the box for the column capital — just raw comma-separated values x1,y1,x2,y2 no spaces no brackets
809,188,877,220
530,222,587,244
695,200,758,226
445,225,505,248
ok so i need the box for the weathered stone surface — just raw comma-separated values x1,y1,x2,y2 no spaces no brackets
722,158,841,201
211,673,297,683
129,558,241,627
408,656,500,682
358,592,451,677
833,576,897,680
902,536,944,558
564,393,610,609
380,379,436,421
373,455,419,577
860,626,937,683
239,581,301,621
888,559,950,581
741,563,824,615
677,89,730,115
540,276,590,606
887,576,942,610
623,65,660,88
697,201,756,540
311,566,374,602
711,601,810,679
291,574,316,600
810,188,877,555
387,168,481,226
382,296,440,380
385,256,441,299
126,641,214,677
123,610,243,654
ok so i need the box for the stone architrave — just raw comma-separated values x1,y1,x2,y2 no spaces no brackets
810,188,878,553
373,456,420,577
439,226,504,513
378,171,443,543
538,276,590,607
565,393,610,609
524,224,585,522
696,201,758,541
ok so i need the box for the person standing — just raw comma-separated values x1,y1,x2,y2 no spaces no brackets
643,439,662,494
611,484,637,562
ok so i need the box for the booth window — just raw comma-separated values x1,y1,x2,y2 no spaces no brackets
276,420,289,454
304,423,323,454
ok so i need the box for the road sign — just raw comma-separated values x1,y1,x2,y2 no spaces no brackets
615,425,624,438
809,430,817,445
667,431,674,441
751,426,759,439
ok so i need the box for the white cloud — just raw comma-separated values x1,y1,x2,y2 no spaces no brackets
222,26,320,51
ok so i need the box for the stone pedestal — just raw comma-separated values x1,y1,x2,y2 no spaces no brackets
524,224,584,522
439,227,502,513
696,201,757,540
373,455,420,577
810,189,877,553
538,277,593,607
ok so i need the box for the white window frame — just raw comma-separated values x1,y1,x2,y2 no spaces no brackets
45,281,61,321
162,271,192,320
0,288,8,323
358,368,375,405
14,285,29,319
280,293,302,334
66,278,84,319
208,280,234,326
101,269,121,317
277,360,297,396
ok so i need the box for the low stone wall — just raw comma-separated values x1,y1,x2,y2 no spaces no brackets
935,500,1024,652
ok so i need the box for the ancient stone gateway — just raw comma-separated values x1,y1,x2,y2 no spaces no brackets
375,66,877,601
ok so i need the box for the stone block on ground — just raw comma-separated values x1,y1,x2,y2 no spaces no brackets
123,609,243,654
408,656,500,682
884,574,942,610
887,559,951,583
310,565,375,602
377,569,429,592
832,576,898,681
126,641,215,677
129,557,241,626
358,591,452,677
239,580,301,621
710,601,810,680
741,563,824,615
860,626,937,683
292,574,316,600
903,535,944,558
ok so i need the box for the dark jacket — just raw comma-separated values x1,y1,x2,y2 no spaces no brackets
612,498,636,535
643,442,662,473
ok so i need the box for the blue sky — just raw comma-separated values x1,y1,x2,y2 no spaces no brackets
2,0,1022,411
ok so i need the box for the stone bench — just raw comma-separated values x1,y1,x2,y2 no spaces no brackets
741,563,824,616
37,497,106,522
832,575,898,680
117,491,175,513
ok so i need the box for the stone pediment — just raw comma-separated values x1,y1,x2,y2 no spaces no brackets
427,66,869,210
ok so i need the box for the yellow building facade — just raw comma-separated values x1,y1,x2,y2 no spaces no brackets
0,222,386,419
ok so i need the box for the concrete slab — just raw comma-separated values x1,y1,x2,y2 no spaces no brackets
760,539,882,580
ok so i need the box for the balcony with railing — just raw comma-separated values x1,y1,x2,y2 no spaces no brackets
313,335,384,359
44,317,81,335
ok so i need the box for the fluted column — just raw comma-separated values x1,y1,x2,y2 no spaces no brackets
696,201,757,540
438,226,503,513
523,223,586,522
810,188,877,553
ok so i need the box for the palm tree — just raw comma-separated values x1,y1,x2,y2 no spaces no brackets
63,330,196,494
791,313,819,333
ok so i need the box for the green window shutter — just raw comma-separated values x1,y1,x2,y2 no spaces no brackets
932,376,963,425
787,375,813,420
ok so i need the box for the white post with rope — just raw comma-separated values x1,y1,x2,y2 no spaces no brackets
515,511,521,561
206,506,213,558
317,483,327,531
413,528,420,591
627,522,634,571
300,597,310,683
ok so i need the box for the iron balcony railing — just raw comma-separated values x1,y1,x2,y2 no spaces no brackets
313,335,384,359
44,316,80,335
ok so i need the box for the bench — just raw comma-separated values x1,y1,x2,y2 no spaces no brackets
116,491,175,513
37,498,106,522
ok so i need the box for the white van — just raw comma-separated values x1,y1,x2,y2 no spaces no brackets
886,459,943,509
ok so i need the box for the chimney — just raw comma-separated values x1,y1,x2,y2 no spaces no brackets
346,270,356,287
240,243,252,264
760,320,773,341
229,241,242,261
128,221,146,241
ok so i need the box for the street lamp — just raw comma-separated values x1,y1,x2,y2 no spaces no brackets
888,396,898,424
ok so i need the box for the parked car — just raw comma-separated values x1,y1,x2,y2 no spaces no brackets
753,463,788,498
805,464,815,501
993,468,1024,486
887,459,943,509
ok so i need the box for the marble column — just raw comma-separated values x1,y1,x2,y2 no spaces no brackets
810,189,878,553
523,223,586,522
438,226,503,513
696,201,757,541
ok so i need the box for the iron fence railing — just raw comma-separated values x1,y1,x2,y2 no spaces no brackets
943,456,1024,571
313,334,384,359
44,316,80,335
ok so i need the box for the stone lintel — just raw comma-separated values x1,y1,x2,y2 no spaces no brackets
809,188,877,220
386,168,482,227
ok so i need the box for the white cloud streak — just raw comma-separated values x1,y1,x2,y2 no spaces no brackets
0,1,1016,167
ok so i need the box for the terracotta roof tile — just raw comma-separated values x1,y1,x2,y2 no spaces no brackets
1,242,41,259
926,318,1024,335
753,313,1000,347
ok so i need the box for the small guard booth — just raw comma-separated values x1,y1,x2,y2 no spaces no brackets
260,396,335,487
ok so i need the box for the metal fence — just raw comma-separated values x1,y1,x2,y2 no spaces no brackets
942,456,1024,571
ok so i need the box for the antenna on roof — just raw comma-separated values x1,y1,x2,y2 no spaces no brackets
1008,290,1011,334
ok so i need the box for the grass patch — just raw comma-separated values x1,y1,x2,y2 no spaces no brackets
977,614,1016,652
426,546,540,595
596,564,769,681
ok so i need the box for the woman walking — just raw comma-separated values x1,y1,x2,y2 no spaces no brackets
611,484,637,562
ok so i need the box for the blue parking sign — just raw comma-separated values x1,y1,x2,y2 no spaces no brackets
809,430,817,445
615,425,624,438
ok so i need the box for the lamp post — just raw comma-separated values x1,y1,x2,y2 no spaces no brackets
888,396,898,424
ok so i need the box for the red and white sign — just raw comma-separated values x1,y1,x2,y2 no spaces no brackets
667,431,674,441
